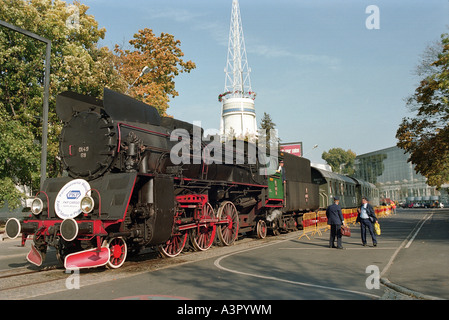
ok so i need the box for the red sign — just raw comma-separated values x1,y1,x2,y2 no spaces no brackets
280,143,302,157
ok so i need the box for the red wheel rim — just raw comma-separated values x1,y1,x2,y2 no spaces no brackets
256,219,267,239
218,201,239,246
190,202,216,251
159,232,188,258
107,237,127,268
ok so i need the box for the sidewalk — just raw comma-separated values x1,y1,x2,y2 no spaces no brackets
381,210,449,300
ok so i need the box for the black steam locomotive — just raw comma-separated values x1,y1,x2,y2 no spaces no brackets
4,88,368,269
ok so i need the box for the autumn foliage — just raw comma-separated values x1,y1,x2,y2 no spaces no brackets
115,28,195,116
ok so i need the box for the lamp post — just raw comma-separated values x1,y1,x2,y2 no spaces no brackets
303,144,318,157
0,20,51,189
126,66,150,94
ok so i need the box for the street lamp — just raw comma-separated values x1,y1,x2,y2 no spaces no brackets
126,66,150,94
303,144,318,157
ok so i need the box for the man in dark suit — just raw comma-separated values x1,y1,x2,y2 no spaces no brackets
326,197,346,249
357,197,378,247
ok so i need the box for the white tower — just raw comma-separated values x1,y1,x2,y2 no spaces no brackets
219,0,257,141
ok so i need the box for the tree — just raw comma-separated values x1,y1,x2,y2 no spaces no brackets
0,0,124,207
0,119,40,208
396,33,449,187
322,148,356,175
258,112,278,148
0,1,195,208
114,28,196,116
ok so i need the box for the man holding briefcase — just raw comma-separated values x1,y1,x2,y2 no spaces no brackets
357,197,378,247
326,197,346,249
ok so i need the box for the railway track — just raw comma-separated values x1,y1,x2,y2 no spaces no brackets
0,232,288,299
0,247,164,298
0,264,66,298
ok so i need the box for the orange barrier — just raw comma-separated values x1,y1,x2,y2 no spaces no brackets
374,206,380,219
379,206,383,218
298,212,318,240
298,205,393,241
342,209,351,224
348,208,357,225
374,205,392,218
316,211,328,233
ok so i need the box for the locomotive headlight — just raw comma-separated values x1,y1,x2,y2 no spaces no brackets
31,198,44,215
80,196,95,214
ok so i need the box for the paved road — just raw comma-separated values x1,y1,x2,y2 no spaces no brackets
0,235,59,272
380,208,449,299
1,208,447,301
0,236,31,271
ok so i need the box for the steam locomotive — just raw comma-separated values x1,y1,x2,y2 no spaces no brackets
4,88,376,269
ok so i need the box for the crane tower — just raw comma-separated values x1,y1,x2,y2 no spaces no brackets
219,0,256,141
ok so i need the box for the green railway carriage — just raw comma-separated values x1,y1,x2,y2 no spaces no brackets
350,177,380,207
311,167,357,209
311,167,379,210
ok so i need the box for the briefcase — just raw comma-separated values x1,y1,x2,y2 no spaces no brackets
341,225,351,237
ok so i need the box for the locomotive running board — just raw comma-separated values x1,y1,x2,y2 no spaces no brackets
64,247,110,270
27,244,44,267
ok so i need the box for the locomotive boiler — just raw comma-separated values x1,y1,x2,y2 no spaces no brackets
5,88,322,269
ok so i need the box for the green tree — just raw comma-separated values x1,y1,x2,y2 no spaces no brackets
0,119,40,208
322,148,356,175
1,0,123,207
258,112,278,148
396,33,449,187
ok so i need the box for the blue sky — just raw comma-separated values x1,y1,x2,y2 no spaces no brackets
82,0,449,164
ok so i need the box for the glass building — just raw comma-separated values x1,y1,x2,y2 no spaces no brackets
354,146,443,204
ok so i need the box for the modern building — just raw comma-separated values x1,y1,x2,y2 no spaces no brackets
354,146,446,204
